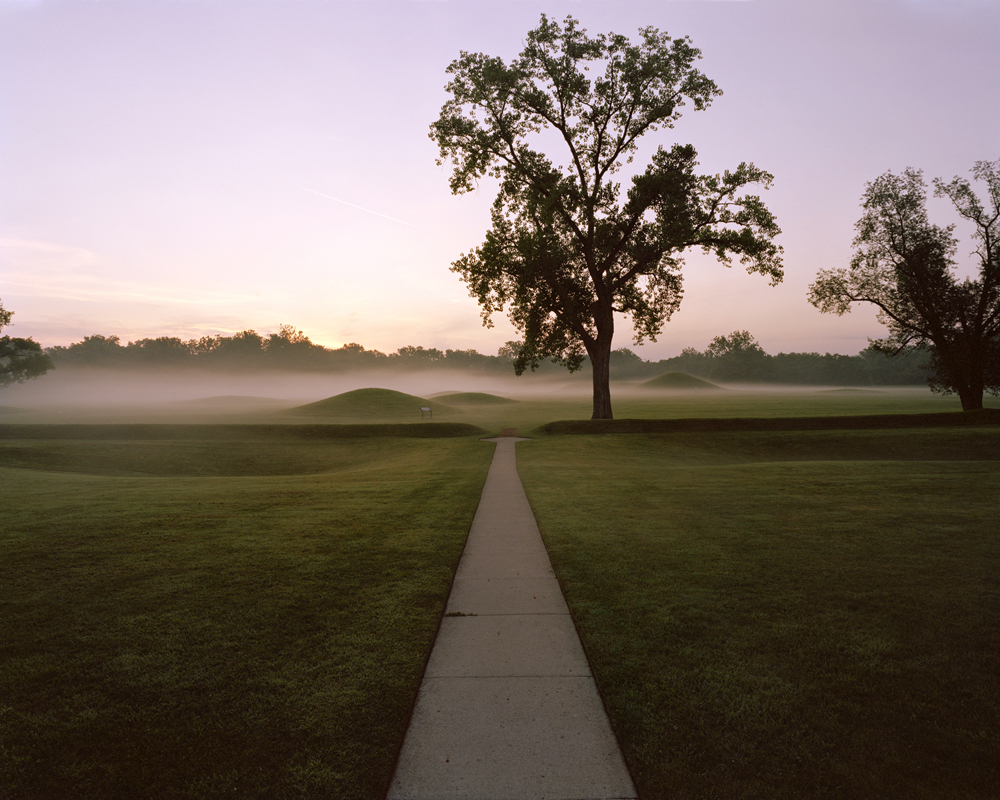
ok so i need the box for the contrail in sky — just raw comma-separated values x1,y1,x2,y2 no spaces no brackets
300,187,418,228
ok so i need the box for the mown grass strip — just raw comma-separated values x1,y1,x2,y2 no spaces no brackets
517,430,1000,800
0,437,494,799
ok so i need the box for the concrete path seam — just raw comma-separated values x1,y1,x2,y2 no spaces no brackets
387,436,637,800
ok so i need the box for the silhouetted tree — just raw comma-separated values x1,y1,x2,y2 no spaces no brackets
609,347,646,378
125,337,194,365
705,330,770,382
858,346,929,385
663,346,711,379
444,348,497,372
50,334,125,367
497,341,523,363
328,342,388,370
432,14,783,418
264,325,329,369
0,299,53,388
392,346,445,365
809,162,1000,410
209,330,265,367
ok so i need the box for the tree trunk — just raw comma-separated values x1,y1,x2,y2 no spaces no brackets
958,349,987,410
930,342,986,410
589,336,614,420
951,349,985,410
957,383,984,411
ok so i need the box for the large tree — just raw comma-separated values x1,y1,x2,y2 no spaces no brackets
809,161,1000,411
0,299,53,389
431,14,783,418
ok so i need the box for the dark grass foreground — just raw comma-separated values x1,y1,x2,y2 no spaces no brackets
517,428,1000,800
0,436,494,799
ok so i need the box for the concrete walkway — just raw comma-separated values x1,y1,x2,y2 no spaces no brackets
388,437,637,800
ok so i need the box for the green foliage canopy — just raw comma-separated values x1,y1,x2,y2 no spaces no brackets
431,14,783,418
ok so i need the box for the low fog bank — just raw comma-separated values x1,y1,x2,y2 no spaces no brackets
2,367,947,409
2,366,938,408
0,366,592,418
611,380,937,396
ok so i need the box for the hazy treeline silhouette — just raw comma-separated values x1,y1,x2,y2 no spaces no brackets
44,327,524,375
620,342,929,385
618,330,930,385
43,326,931,386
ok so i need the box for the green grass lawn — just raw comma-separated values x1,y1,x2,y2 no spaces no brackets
0,431,494,800
517,428,1000,800
3,388,998,800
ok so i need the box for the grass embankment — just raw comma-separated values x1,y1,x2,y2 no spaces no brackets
538,407,1000,435
0,430,494,799
517,426,1000,800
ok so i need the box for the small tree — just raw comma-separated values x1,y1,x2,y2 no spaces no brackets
705,330,770,382
431,14,783,419
0,300,53,388
809,162,1000,410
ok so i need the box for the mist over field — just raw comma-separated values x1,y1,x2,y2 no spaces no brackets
0,325,987,424
0,365,583,418
0,361,975,428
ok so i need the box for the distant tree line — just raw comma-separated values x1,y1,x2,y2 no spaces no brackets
44,326,525,375
43,325,931,386
612,330,930,385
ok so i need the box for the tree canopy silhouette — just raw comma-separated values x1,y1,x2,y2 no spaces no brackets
809,161,1000,410
431,14,783,418
0,299,53,389
704,330,770,382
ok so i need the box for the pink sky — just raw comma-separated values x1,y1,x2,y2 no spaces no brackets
1,0,997,359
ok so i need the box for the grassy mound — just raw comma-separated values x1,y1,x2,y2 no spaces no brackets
287,388,450,420
434,392,516,405
642,372,723,390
